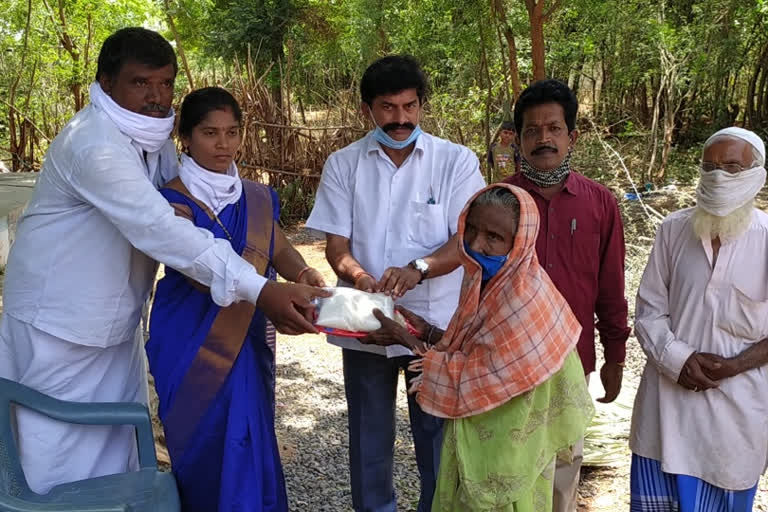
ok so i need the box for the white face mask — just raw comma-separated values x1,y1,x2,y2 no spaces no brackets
89,82,174,154
178,153,242,215
696,165,766,217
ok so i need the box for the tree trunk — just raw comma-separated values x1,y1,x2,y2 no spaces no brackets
503,26,523,98
491,0,522,100
523,0,562,81
567,55,585,94
376,0,390,53
657,93,675,181
646,73,665,183
8,0,33,171
757,64,768,126
480,28,494,182
163,0,195,89
745,42,768,127
44,0,84,110
495,23,510,106
525,0,546,80
638,81,649,126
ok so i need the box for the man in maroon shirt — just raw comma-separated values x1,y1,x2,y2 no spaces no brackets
385,78,629,512
504,79,630,512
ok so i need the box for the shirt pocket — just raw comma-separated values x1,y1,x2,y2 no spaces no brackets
407,201,447,249
717,286,768,342
568,231,600,276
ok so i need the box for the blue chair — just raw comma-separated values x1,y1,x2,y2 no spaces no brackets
0,377,180,511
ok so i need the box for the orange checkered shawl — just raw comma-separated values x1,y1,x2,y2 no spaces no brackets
414,183,581,419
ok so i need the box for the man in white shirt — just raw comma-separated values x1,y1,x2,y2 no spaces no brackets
630,127,768,511
0,27,325,494
306,55,485,512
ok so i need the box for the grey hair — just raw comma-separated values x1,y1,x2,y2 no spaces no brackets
703,135,765,167
471,187,521,214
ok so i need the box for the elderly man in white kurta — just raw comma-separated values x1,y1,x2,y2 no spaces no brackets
630,126,768,511
0,27,323,495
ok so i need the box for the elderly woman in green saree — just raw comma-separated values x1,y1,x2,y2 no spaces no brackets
363,183,594,511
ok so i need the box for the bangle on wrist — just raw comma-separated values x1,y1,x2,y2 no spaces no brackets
296,266,312,283
352,270,374,283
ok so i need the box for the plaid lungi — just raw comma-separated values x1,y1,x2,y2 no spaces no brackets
630,454,758,512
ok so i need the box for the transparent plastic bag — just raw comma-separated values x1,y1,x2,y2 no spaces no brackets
314,287,400,333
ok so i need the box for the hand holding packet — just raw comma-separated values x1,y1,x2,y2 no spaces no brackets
313,287,410,337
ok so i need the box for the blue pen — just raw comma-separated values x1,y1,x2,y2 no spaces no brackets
427,185,436,204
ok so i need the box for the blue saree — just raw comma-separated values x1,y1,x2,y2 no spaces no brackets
146,178,288,512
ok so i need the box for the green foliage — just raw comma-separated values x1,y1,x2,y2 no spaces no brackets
5,0,768,206
0,0,160,167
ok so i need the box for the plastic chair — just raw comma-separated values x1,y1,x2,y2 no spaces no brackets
0,377,180,511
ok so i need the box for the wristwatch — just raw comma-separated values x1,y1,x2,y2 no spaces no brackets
408,258,430,284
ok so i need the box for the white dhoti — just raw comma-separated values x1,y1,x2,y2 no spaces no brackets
0,313,149,494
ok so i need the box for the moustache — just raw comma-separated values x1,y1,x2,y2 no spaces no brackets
382,122,416,133
142,103,169,114
532,145,558,155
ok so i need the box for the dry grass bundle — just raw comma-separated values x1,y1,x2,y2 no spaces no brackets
229,57,367,223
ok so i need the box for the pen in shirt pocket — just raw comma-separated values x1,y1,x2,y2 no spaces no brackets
570,218,577,235
427,185,436,204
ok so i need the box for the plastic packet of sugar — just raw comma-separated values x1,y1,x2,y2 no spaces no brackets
313,287,400,333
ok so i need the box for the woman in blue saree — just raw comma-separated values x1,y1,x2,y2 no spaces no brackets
147,87,325,512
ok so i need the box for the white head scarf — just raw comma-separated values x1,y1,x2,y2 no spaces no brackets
89,82,175,154
696,127,766,216
178,153,242,215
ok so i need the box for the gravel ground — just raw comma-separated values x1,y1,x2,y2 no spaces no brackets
268,233,643,512
272,232,423,511
143,185,768,510
2,183,766,509
265,185,768,511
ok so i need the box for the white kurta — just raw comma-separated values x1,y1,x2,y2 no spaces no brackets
306,132,485,357
0,103,268,493
3,104,267,349
630,207,768,490
0,316,147,494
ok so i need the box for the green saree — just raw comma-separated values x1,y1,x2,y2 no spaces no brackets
432,352,594,512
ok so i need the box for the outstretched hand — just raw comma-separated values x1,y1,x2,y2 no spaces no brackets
360,309,428,354
378,266,421,298
395,306,431,339
297,267,327,288
257,281,331,335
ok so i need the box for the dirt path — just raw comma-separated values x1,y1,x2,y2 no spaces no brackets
4,183,765,510
257,188,768,510
142,214,768,509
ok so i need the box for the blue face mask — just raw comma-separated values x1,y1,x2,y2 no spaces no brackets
464,242,508,282
370,115,423,150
